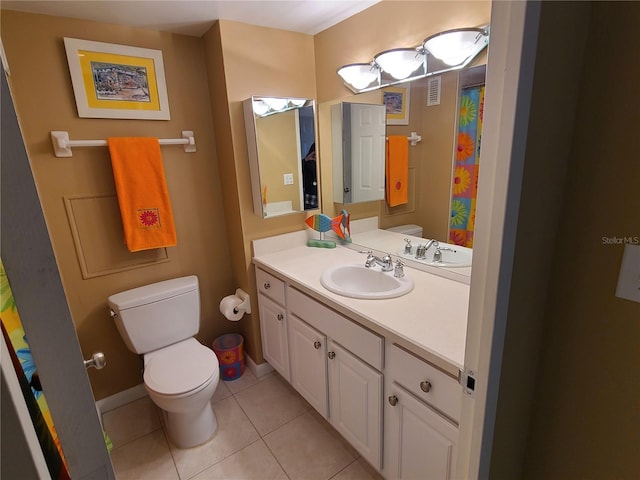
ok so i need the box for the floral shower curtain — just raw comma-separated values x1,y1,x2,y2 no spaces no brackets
1,260,70,480
449,85,484,248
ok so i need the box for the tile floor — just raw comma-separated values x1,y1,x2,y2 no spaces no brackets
102,370,384,480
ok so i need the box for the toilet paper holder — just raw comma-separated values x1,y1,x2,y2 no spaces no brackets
233,288,251,314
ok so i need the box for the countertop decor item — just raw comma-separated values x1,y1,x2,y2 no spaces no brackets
305,210,351,248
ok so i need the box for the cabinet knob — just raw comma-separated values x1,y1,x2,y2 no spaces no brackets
420,380,432,393
314,341,322,349
277,313,284,321
263,282,271,290
328,351,335,359
388,395,398,407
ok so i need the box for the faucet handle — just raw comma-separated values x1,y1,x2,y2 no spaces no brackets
403,238,412,253
394,258,405,278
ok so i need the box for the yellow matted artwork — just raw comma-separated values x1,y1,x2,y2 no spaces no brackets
64,37,170,120
383,83,410,125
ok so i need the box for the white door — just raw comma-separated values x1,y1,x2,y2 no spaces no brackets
258,294,290,381
456,1,541,477
385,384,458,480
327,340,382,469
1,72,115,479
288,314,328,417
350,103,386,202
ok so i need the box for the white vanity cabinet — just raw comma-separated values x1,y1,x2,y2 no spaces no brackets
384,344,460,480
256,268,290,381
287,286,384,470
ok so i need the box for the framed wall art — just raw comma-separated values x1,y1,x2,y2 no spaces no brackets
383,83,410,125
63,37,170,120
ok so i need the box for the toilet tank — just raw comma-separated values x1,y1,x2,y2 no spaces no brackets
386,224,423,238
108,276,200,354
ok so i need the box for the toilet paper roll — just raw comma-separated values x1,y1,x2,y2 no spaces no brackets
220,295,244,321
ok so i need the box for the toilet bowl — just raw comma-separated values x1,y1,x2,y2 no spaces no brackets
108,276,220,448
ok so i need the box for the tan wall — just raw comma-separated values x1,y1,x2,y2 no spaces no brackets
314,0,490,236
1,10,235,400
202,21,317,364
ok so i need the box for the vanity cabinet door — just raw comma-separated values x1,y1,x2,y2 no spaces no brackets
385,383,458,480
258,293,290,381
288,314,328,417
328,340,382,470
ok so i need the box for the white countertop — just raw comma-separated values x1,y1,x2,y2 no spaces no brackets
252,231,470,376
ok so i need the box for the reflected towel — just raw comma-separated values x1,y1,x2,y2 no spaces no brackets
107,137,177,252
385,135,409,207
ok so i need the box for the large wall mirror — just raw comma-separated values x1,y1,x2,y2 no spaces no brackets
320,61,487,277
243,96,318,218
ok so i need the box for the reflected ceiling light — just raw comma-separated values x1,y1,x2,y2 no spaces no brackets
374,48,425,80
252,99,269,115
263,97,288,111
423,27,489,67
337,63,379,90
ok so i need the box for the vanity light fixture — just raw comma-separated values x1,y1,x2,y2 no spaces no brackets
337,63,380,90
252,99,269,116
422,27,489,67
336,25,489,94
251,97,312,117
373,48,426,80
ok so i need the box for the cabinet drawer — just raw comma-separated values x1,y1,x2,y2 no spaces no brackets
256,268,285,305
287,287,383,370
387,344,461,423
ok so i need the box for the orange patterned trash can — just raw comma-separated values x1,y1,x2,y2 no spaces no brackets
212,334,245,381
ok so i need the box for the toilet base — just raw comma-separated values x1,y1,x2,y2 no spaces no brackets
163,401,218,448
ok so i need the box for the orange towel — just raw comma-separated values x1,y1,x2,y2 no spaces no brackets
385,135,409,207
107,137,177,252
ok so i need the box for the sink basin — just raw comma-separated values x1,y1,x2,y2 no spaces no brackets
397,243,472,268
320,264,414,299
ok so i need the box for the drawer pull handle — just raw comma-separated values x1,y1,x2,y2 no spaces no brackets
277,313,284,321
314,341,322,349
263,282,271,290
388,395,398,407
328,351,335,359
420,380,432,393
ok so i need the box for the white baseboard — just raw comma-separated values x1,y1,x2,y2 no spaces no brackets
245,353,274,378
95,354,274,414
95,383,147,415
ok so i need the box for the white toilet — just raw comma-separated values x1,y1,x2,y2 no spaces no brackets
108,275,220,448
386,224,424,238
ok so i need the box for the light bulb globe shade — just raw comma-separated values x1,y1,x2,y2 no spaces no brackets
289,98,306,107
252,100,269,115
337,63,378,90
374,48,425,80
263,97,288,111
423,28,488,67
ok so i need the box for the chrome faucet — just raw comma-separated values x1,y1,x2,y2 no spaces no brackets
365,252,394,272
415,239,439,259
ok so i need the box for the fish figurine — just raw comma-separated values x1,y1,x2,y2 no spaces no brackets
305,213,346,239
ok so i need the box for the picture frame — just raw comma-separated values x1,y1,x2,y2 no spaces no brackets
383,83,410,125
63,37,170,120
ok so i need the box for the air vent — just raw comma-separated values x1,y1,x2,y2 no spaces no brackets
427,76,441,106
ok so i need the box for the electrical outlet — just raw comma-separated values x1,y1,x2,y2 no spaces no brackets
615,244,640,303
283,173,294,185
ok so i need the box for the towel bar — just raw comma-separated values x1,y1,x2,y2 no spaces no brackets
50,131,197,157
386,132,422,146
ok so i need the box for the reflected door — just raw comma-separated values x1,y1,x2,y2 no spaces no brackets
350,103,386,203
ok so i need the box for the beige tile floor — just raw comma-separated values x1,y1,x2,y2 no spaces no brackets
102,370,384,480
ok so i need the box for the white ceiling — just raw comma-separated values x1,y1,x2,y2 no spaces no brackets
2,0,381,36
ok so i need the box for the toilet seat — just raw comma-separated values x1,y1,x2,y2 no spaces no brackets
144,338,218,396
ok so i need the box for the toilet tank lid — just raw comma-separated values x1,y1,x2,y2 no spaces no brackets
108,276,198,311
387,224,422,234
